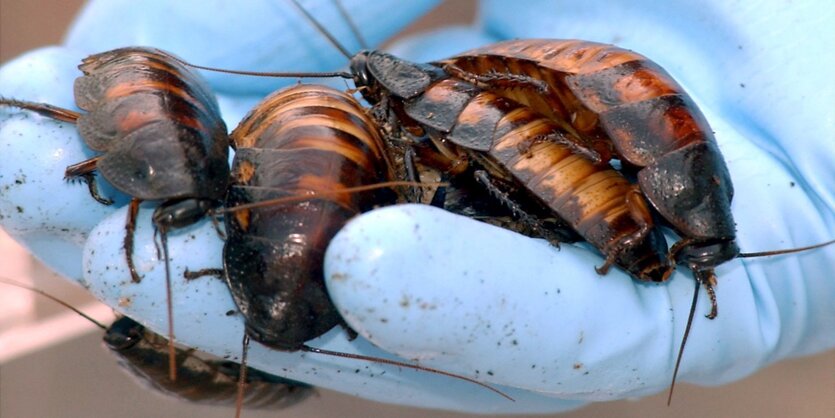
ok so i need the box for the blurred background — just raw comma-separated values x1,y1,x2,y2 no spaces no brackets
0,0,832,417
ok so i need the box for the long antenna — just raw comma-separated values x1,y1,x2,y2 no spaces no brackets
334,0,368,49
169,54,353,79
289,0,354,59
300,344,514,401
0,276,108,330
738,238,835,258
667,279,700,405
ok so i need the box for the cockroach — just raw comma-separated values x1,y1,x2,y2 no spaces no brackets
188,83,511,416
0,47,231,380
0,276,314,410
103,316,314,409
221,83,396,350
435,39,737,317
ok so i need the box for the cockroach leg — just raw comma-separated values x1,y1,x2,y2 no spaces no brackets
124,198,142,283
183,268,224,281
64,156,114,205
474,170,566,247
403,147,423,202
443,63,550,94
695,269,719,319
0,98,81,122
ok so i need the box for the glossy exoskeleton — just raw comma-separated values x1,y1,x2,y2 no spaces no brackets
0,47,229,283
0,47,230,379
224,84,395,349
361,65,673,281
435,40,737,317
105,317,314,409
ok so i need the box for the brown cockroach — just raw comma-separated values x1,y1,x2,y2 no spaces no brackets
0,276,314,410
188,83,511,416
435,39,737,317
103,316,314,409
221,83,396,350
0,47,231,380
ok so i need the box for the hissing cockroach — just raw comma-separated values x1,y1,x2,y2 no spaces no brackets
0,47,231,380
0,277,314,410
223,83,396,349
366,73,673,282
200,83,511,412
436,39,736,317
104,316,315,409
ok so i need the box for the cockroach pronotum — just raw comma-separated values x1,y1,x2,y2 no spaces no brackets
0,276,315,410
204,1,835,405
0,47,231,380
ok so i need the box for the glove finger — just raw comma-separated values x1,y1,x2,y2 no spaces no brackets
323,201,832,398
325,205,682,399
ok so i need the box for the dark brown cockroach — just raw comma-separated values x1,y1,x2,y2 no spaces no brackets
192,83,510,415
435,39,736,316
0,276,314,410
0,47,231,380
103,316,314,409
222,83,397,350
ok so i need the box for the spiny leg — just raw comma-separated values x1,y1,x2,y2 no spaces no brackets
0,98,81,123
183,268,224,280
518,132,603,165
443,63,550,94
695,269,719,319
402,147,423,203
474,170,574,245
595,186,653,276
65,156,114,205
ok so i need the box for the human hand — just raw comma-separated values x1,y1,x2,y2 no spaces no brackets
1,0,833,415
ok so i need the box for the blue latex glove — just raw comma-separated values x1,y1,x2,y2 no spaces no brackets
1,0,833,414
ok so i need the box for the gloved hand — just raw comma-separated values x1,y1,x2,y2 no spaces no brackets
0,0,832,414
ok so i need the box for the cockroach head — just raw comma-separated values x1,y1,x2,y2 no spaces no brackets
103,317,146,350
676,239,739,270
349,51,375,97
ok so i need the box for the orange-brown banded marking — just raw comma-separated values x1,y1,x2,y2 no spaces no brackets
397,75,671,282
224,84,395,350
438,39,711,166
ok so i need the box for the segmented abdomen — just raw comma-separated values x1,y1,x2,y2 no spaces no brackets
73,47,229,200
439,39,715,167
224,84,393,348
404,77,670,280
